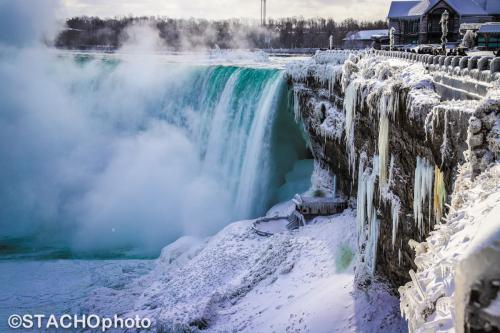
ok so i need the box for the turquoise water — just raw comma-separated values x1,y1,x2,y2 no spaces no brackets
0,54,311,259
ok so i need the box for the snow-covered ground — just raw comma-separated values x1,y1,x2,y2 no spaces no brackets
126,209,406,332
0,208,406,333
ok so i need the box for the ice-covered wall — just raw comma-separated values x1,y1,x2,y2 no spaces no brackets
287,49,500,332
286,50,497,288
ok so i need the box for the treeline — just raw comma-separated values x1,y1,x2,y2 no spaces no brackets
55,16,387,50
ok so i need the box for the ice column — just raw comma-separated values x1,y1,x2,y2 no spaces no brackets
293,89,301,122
344,81,359,174
413,157,434,237
378,94,401,248
356,154,380,275
378,108,390,187
377,90,398,188
433,166,446,225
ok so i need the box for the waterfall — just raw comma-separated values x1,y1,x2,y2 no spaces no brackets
0,55,310,257
234,72,286,218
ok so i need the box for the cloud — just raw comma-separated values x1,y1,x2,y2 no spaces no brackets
60,0,392,21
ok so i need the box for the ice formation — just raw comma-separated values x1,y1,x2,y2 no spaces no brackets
344,80,360,174
414,160,449,237
312,50,352,65
413,157,434,238
356,154,380,276
373,88,401,249
310,160,337,197
391,201,401,248
385,155,401,248
285,50,350,86
400,163,500,333
378,110,390,187
317,104,345,143
367,209,380,277
433,166,447,225
440,110,450,166
376,89,398,187
294,87,301,122
285,49,499,333
356,153,369,246
424,102,478,165
341,54,360,93
384,188,402,250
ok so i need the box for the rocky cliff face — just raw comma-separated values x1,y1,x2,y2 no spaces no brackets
286,51,499,288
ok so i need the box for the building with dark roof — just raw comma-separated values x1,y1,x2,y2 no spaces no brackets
388,0,500,45
477,22,500,49
342,29,389,49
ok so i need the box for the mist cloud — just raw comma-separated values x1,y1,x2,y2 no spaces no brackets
0,0,61,47
0,13,232,255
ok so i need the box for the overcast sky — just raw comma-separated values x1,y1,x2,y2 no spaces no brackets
60,0,393,21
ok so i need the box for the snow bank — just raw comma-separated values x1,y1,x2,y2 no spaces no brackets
127,210,406,332
399,163,500,333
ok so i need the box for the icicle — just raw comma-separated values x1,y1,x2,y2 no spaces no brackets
388,154,395,186
366,155,379,224
391,196,401,249
293,89,301,122
440,110,450,166
413,157,434,238
386,155,401,249
344,80,359,175
367,210,380,275
328,71,335,98
433,166,447,225
378,88,398,189
356,153,380,275
378,109,389,187
356,153,368,247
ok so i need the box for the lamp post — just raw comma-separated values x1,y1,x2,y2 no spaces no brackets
440,10,449,54
261,0,267,27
